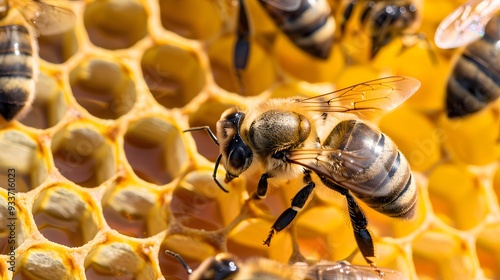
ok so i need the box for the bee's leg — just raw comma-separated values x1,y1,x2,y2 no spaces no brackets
319,176,383,276
263,171,315,246
344,191,384,275
252,173,271,200
233,0,250,93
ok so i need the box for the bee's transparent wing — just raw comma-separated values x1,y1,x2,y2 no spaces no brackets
15,0,76,36
296,76,420,119
434,0,500,49
306,261,408,280
260,0,301,11
288,147,375,189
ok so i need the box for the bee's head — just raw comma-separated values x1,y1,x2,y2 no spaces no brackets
216,107,253,184
195,253,239,280
165,250,239,280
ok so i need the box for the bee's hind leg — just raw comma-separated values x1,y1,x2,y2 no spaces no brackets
263,171,315,246
319,176,383,276
345,191,384,276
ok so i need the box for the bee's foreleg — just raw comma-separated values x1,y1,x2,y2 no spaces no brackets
252,173,271,200
319,176,382,276
263,171,315,246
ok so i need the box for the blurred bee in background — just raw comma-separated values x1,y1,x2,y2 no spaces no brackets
434,0,500,118
0,0,75,122
434,0,500,49
165,250,407,279
233,0,335,79
185,76,420,274
336,0,423,62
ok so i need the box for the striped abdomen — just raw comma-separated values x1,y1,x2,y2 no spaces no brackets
323,120,416,218
446,16,500,118
0,25,35,121
258,0,335,59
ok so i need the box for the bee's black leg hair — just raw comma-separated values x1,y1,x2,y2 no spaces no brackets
263,170,315,246
319,175,383,276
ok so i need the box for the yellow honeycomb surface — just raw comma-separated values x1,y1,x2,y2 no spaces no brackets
0,0,499,279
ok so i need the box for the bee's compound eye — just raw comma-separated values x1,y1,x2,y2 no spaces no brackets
272,151,285,159
229,147,247,169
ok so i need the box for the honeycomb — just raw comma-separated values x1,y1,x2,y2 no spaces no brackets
0,0,499,279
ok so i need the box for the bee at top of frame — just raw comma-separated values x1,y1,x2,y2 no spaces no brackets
337,0,423,60
0,0,75,122
230,0,335,85
185,76,421,275
434,0,500,118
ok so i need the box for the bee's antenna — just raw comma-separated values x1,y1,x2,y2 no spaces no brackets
184,126,228,193
184,126,219,146
213,154,229,193
165,250,193,275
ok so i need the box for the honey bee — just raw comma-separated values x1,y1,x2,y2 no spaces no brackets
434,0,500,50
434,0,500,118
0,0,75,122
233,0,335,77
165,250,407,279
337,0,423,60
185,76,420,273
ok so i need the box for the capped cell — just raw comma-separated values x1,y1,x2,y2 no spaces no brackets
51,123,116,188
0,130,48,192
102,180,161,238
32,185,100,247
13,247,80,279
85,241,156,279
